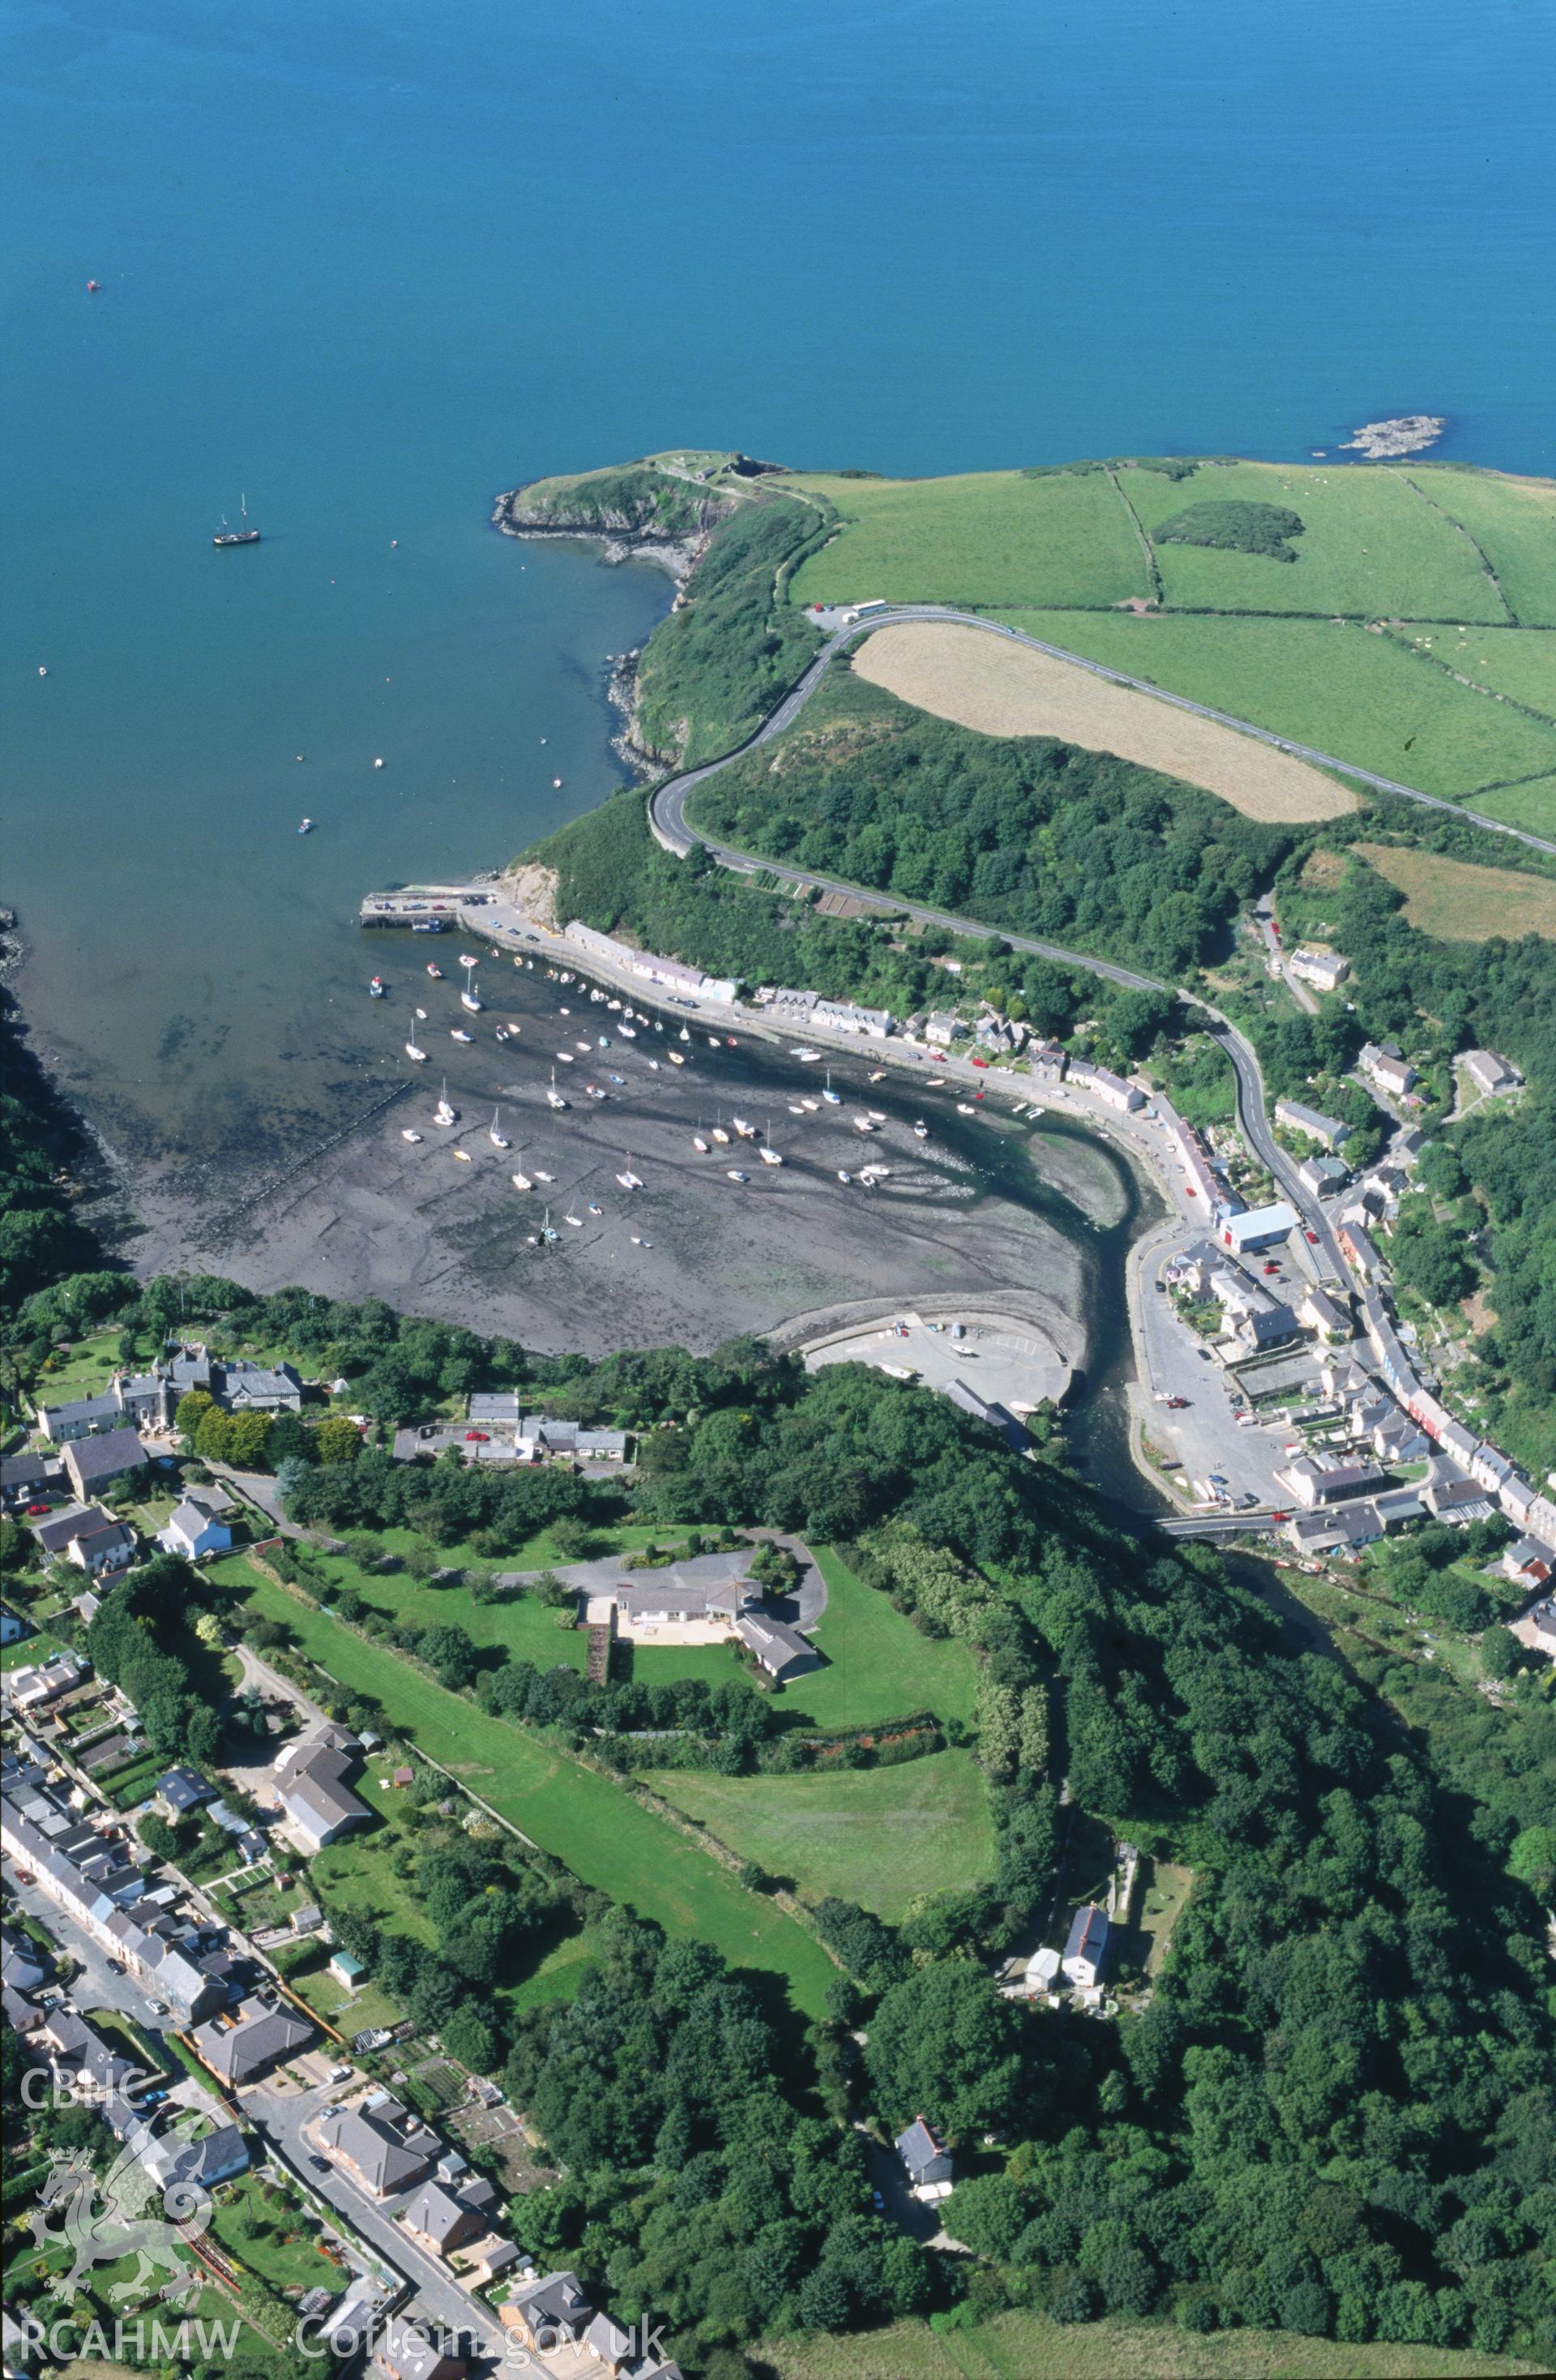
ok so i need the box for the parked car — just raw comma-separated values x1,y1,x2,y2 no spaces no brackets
464,1429,489,1442
25,1500,50,1517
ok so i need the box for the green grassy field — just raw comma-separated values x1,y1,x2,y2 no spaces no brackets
1396,623,1556,717
219,1561,837,2015
784,469,1150,611
648,1748,994,1920
789,1544,980,1729
759,2309,1541,2380
1475,772,1556,833
1122,460,1507,621
1408,467,1556,626
991,609,1556,801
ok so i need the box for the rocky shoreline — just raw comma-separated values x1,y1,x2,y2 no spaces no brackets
491,483,724,774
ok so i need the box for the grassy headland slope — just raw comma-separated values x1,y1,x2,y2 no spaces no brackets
783,465,1153,610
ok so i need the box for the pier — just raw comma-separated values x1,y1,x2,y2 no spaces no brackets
359,884,497,928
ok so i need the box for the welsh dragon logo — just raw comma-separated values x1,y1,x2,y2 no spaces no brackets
29,2121,214,2307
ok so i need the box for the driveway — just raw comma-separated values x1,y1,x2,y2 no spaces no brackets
242,2077,514,2368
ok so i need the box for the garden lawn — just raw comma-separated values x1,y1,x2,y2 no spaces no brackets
28,1329,146,1404
1398,624,1556,718
648,1749,994,1921
308,1767,442,1943
1126,459,1507,620
1406,466,1556,626
212,2172,341,2293
287,1963,402,2035
223,1564,836,2016
1,1627,68,1672
314,1552,587,1676
785,1545,980,1730
784,469,1149,611
995,609,1556,800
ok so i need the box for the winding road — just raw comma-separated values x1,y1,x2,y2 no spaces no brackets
648,601,1556,860
645,606,1353,1283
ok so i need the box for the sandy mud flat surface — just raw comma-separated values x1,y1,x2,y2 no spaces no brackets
139,957,1098,1363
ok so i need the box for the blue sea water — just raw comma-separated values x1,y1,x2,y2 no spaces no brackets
2,0,1552,1187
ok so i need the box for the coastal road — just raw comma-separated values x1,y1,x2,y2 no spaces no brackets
642,603,1368,1308
647,601,1556,861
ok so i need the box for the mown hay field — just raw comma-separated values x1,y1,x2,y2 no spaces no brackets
1124,460,1507,620
783,468,1150,610
1001,610,1556,802
759,2309,1542,2380
852,621,1357,821
648,1748,995,1922
1408,467,1556,627
1353,843,1556,941
1400,623,1556,717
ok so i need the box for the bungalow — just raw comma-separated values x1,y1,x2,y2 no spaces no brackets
155,1766,216,1819
1062,1903,1110,1990
895,2115,953,2195
314,2098,439,2198
62,1429,147,1500
734,1611,818,1683
1460,1049,1522,1100
135,2120,250,2194
1,1449,53,1502
191,1997,314,2086
272,1729,371,1856
1284,1505,1387,1555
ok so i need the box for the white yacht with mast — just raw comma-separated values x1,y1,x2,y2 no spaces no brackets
547,1068,568,1111
489,1108,509,1149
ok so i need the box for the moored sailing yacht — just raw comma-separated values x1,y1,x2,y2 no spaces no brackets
404,1022,428,1061
434,1081,458,1127
615,1156,643,1190
489,1108,509,1149
547,1068,568,1110
461,976,483,1014
213,495,260,548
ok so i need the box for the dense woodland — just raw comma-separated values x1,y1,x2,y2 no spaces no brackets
691,672,1287,981
251,1342,1556,2363
1154,499,1306,561
633,495,830,764
0,970,108,1312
